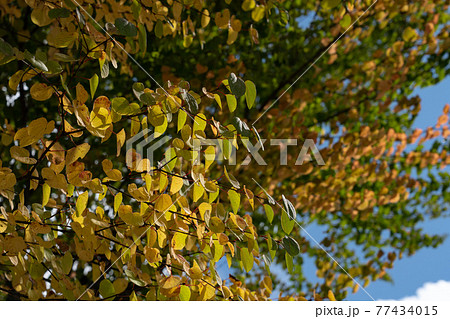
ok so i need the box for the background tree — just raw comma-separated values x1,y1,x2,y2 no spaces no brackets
0,0,449,300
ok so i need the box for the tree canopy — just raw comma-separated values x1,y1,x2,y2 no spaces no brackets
0,0,449,300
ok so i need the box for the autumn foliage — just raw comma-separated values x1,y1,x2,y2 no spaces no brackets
0,0,449,300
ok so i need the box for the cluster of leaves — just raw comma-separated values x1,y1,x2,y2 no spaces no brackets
0,0,449,301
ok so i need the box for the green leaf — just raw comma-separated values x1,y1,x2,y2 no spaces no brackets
183,91,199,113
323,0,340,10
232,117,251,137
245,80,256,109
131,0,141,20
25,51,48,72
115,18,137,37
282,236,300,256
140,92,155,105
89,74,99,99
63,0,76,10
226,94,237,112
46,61,63,74
178,109,187,131
29,262,46,280
138,23,147,55
179,285,191,301
278,10,290,26
48,8,71,19
155,20,163,38
281,209,295,234
0,38,14,56
125,269,146,286
228,189,240,214
132,82,144,99
282,195,296,220
99,279,116,299
164,147,177,172
285,252,294,274
241,247,253,272
111,97,128,114
61,251,73,274
210,216,225,233
112,97,140,115
340,14,351,28
228,73,246,98
262,253,272,272
264,204,274,223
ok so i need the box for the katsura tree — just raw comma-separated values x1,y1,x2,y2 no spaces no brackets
0,0,449,301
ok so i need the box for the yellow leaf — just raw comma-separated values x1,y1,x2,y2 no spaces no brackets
114,193,122,213
76,83,89,104
251,5,265,22
242,0,256,11
201,9,210,28
214,94,222,109
155,194,173,213
9,69,37,91
0,172,16,191
15,118,48,147
4,236,27,254
102,159,122,181
144,247,162,263
42,183,51,206
189,260,203,279
66,143,90,166
215,9,230,29
113,278,129,295
171,231,187,250
118,205,144,226
161,276,181,289
228,189,240,214
116,128,126,157
31,5,52,27
193,182,204,202
76,191,89,215
30,82,53,101
10,146,37,164
328,290,337,301
41,167,68,190
204,145,215,171
170,175,184,194
90,106,112,130
200,282,215,300
198,202,211,219
193,113,207,133
47,27,77,48
179,285,191,301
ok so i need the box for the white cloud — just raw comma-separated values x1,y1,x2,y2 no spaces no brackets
400,280,450,301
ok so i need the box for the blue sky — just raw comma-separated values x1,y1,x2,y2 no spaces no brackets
217,76,450,301
347,76,450,301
